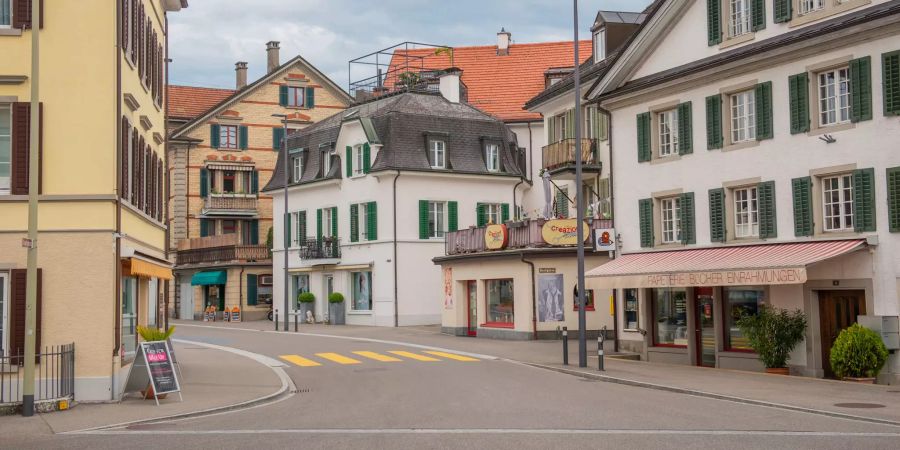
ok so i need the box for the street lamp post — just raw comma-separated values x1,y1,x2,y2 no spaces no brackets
573,0,588,368
272,114,290,332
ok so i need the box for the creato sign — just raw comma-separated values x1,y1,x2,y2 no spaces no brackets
484,224,509,250
541,219,590,246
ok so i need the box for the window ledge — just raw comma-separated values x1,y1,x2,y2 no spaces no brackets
0,28,23,36
650,154,682,165
648,345,687,353
723,140,759,153
719,32,755,50
347,310,373,316
808,122,855,137
789,0,871,28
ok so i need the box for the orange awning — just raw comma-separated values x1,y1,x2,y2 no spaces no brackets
123,258,173,280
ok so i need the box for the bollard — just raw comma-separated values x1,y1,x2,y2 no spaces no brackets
562,326,569,366
598,328,606,371
294,312,298,332
275,312,279,331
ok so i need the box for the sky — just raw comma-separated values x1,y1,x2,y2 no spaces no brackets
168,0,654,91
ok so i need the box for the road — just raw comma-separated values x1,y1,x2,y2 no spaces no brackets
4,324,900,449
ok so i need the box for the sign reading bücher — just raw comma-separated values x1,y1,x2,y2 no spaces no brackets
642,268,808,288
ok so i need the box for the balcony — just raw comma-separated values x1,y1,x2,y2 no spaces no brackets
202,194,258,216
542,138,602,180
445,218,613,256
176,234,269,266
298,237,342,261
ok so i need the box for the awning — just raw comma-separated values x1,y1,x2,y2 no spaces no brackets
586,240,866,289
123,258,173,280
191,271,227,286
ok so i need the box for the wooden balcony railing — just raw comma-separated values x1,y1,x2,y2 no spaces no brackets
445,218,613,256
203,194,258,212
542,138,599,170
176,233,269,265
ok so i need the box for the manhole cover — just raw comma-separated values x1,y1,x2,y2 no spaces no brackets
833,402,886,409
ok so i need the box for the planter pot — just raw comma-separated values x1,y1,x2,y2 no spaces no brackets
298,302,315,323
765,367,790,375
329,302,345,325
842,376,876,384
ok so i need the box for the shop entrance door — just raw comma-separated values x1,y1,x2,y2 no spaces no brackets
819,290,866,378
694,287,716,368
466,281,477,336
179,282,194,320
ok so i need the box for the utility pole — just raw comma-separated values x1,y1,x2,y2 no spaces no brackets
22,0,41,417
573,0,587,368
272,114,290,332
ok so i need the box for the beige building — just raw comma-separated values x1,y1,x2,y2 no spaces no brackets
167,42,351,321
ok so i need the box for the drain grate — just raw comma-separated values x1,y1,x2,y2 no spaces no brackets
297,388,310,393
833,402,886,409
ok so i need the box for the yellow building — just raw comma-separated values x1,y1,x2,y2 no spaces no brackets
0,0,187,402
167,42,351,321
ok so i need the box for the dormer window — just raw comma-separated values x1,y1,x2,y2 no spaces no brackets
429,140,446,169
485,143,500,172
593,28,606,61
292,153,303,182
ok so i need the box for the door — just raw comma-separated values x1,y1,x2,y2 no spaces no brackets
466,281,477,336
694,287,716,368
179,282,194,320
819,290,866,378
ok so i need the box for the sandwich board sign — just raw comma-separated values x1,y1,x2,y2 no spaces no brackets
123,340,183,405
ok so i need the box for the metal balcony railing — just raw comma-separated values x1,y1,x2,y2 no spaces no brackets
298,237,341,260
175,234,269,265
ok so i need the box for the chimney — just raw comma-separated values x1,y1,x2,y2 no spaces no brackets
235,61,248,89
439,68,462,104
497,28,511,56
266,41,281,73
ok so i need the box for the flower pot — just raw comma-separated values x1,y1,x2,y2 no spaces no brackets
842,376,876,384
298,302,315,323
765,367,790,375
329,302,345,325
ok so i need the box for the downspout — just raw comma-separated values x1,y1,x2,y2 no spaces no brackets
519,253,536,340
392,170,401,327
527,122,534,182
113,0,123,401
512,179,524,219
597,102,617,352
163,16,171,332
239,265,245,313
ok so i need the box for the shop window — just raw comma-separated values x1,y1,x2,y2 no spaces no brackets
652,287,688,347
724,286,764,351
485,279,514,326
573,286,595,311
292,274,310,305
257,274,273,306
624,288,639,330
351,271,372,311
121,277,138,360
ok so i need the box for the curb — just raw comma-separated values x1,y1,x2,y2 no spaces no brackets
521,362,900,428
62,339,297,434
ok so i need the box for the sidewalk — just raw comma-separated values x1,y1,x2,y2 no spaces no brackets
179,319,900,425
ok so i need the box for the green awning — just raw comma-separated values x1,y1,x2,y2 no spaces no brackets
191,271,227,286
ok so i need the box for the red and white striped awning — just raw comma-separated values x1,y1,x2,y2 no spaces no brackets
586,240,866,289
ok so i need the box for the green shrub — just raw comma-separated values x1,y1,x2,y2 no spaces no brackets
830,323,888,379
298,292,315,303
328,292,345,304
137,326,175,342
266,227,274,253
736,305,807,369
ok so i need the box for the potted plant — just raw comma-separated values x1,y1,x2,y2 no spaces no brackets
297,292,315,323
136,326,176,400
830,323,888,383
736,306,807,375
328,292,346,325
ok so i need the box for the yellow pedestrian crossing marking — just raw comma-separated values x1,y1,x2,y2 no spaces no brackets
353,351,402,362
316,352,362,365
279,355,321,367
424,351,480,362
389,351,440,362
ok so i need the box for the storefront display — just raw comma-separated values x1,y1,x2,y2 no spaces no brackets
652,287,687,347
352,271,372,311
724,286,764,351
121,277,137,359
486,279,514,325
624,288,639,330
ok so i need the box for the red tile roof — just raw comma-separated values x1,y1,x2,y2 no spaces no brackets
167,85,235,121
388,40,592,122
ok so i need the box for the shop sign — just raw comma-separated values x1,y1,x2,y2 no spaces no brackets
538,268,556,274
643,268,808,288
541,219,590,246
593,228,616,252
484,224,509,250
122,340,182,405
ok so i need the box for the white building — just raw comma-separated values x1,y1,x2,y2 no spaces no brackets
585,0,900,382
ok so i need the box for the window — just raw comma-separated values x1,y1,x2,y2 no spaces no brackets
730,90,756,143
147,279,158,328
799,0,825,15
222,170,236,193
121,277,137,360
729,0,752,37
597,179,612,219
292,154,303,182
256,274,273,306
292,274,309,304
552,113,568,143
322,207,334,238
573,287,595,311
356,202,370,241
822,174,853,231
485,203,501,226
623,288,639,330
733,186,759,238
352,144,365,176
593,28,606,61
241,220,256,244
652,288,688,347
818,67,851,127
429,140,446,169
660,197,681,244
657,109,678,157
724,286,764,351
486,279,514,325
584,105,600,141
322,147,333,175
287,86,306,108
0,104,10,194
222,220,237,235
428,201,446,238
219,125,238,149
485,143,500,172
0,0,10,27
351,271,372,311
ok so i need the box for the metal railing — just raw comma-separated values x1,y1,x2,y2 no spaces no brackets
445,218,613,256
203,194,258,212
298,237,341,260
1,343,75,405
542,138,599,170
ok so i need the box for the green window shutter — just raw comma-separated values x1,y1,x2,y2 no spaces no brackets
883,51,900,116
476,203,487,227
306,88,315,108
853,168,876,232
419,200,430,239
707,0,722,46
792,176,813,236
751,0,766,31
639,198,654,248
709,188,726,243
755,81,774,140
706,94,723,149
272,127,284,150
284,213,292,247
363,143,371,174
200,167,209,198
677,101,693,155
501,203,510,223
316,208,323,241
849,56,872,123
636,112,651,162
250,170,259,194
331,207,338,238
279,85,288,106
448,201,458,231
298,211,307,243
246,274,258,306
200,218,210,237
345,146,353,178
789,73,810,134
773,0,792,23
679,192,696,245
249,220,259,245
350,204,359,242
758,181,777,239
239,125,248,150
210,124,220,149
367,202,378,241
887,167,900,232
556,189,569,218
